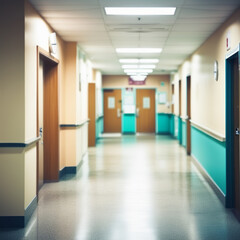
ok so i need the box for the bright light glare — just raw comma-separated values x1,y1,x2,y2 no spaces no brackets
119,59,159,63
105,7,176,16
130,75,146,81
122,65,155,69
139,65,156,68
122,65,139,69
126,72,148,76
116,48,162,53
119,59,139,63
124,69,153,73
140,59,159,63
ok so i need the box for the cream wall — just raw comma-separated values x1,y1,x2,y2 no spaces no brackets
24,0,66,209
62,42,77,124
0,148,25,215
102,75,171,113
0,0,25,217
60,46,90,168
174,8,240,136
95,71,103,117
0,0,25,143
60,42,77,169
0,0,90,219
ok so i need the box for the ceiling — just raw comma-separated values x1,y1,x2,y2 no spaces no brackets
29,0,240,75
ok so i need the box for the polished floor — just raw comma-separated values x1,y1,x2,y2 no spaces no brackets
1,135,240,240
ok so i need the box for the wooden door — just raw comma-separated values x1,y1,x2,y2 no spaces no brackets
88,83,96,146
37,47,59,195
43,60,59,181
179,80,182,116
186,76,191,155
104,89,122,132
38,58,44,190
136,89,155,133
172,84,175,113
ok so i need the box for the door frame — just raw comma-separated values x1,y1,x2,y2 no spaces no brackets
226,44,240,209
36,46,59,195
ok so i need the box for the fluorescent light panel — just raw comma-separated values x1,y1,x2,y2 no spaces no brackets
116,48,162,53
124,69,153,73
130,75,146,81
126,72,148,76
119,59,159,63
105,7,176,16
122,65,155,69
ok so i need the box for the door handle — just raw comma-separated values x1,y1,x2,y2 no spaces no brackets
117,108,121,118
39,128,44,144
39,127,43,137
136,108,139,117
236,128,240,136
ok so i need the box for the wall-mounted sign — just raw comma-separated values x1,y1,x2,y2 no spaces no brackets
108,97,115,109
214,60,218,81
226,30,231,51
158,92,167,104
49,32,57,54
129,77,146,85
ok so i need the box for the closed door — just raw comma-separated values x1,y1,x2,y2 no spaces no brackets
37,47,59,196
38,58,44,190
186,76,191,155
104,89,122,132
136,89,155,133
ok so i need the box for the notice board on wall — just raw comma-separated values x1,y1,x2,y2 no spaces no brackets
158,92,167,104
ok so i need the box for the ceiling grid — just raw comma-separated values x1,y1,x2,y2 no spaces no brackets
29,0,240,74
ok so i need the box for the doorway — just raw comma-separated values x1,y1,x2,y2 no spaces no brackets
136,89,155,133
179,80,182,117
186,76,191,155
179,80,182,144
37,47,59,193
226,49,240,216
103,89,122,133
172,84,175,113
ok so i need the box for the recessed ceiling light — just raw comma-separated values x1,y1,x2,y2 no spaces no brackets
105,7,176,16
122,65,156,69
122,65,139,69
119,59,159,63
116,48,162,53
139,65,156,69
130,75,147,81
126,72,148,76
124,69,153,73
119,59,139,63
139,59,159,63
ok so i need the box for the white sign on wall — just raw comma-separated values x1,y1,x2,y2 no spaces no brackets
108,97,115,109
226,30,231,51
143,97,150,109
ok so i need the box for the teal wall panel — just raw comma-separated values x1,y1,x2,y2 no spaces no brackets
122,88,136,134
191,126,226,195
96,117,104,140
122,114,136,133
182,121,186,147
170,114,174,136
178,117,182,144
157,114,170,134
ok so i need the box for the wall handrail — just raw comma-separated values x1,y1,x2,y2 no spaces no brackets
190,120,225,142
60,119,89,128
0,136,41,148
